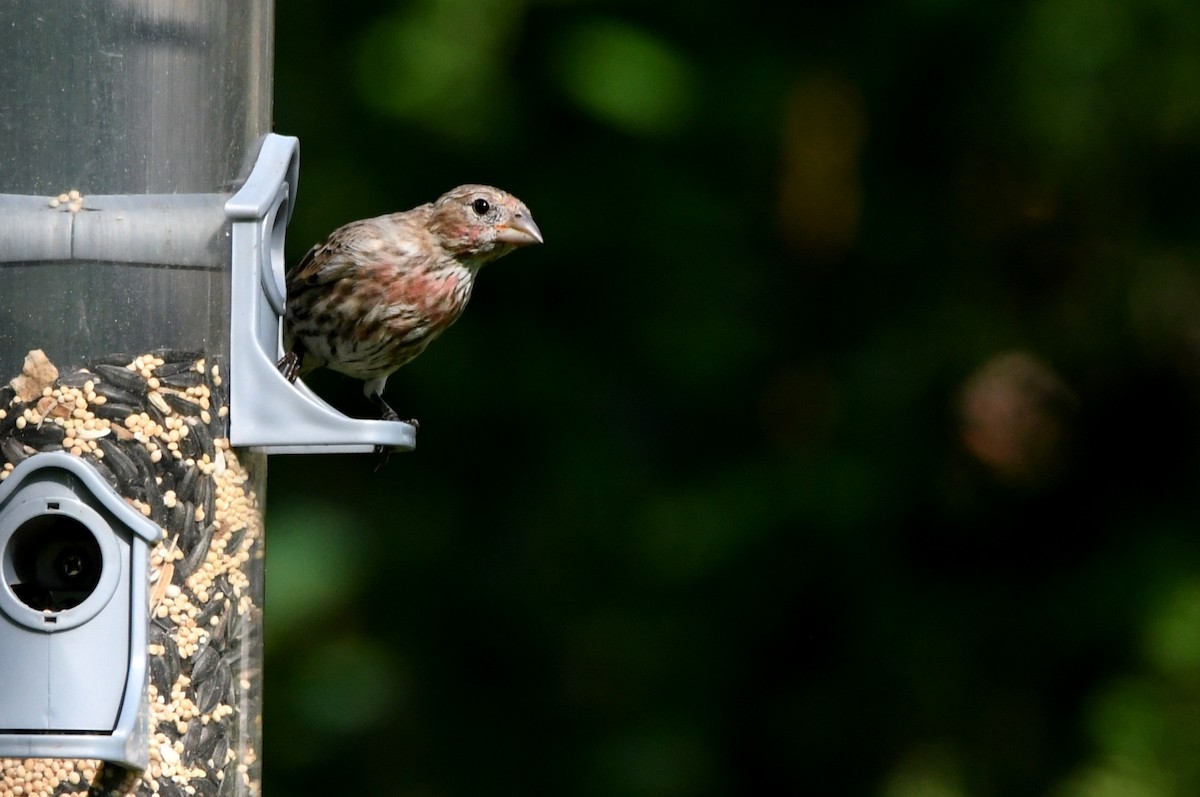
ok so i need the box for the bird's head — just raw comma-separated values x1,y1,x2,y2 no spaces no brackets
430,184,544,266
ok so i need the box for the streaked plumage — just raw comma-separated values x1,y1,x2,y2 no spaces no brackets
279,184,542,422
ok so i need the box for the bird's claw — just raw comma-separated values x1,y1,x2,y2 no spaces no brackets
277,351,302,383
373,395,418,429
373,445,393,470
379,409,421,429
379,410,420,428
371,415,418,469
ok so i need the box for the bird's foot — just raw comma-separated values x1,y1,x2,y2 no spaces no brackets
370,394,417,470
371,415,418,469
373,445,393,470
373,394,418,428
277,351,302,383
379,408,418,427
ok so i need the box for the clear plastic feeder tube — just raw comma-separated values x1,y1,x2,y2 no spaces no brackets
0,3,272,796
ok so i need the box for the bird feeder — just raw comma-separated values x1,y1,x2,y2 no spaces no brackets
0,4,408,796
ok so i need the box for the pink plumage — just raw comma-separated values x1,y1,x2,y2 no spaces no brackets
279,184,542,422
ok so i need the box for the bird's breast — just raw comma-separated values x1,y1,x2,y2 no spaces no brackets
384,267,473,328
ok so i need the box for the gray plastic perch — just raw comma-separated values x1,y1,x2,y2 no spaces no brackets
225,134,418,453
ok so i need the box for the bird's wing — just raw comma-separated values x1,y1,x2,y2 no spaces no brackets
286,223,370,292
285,209,434,294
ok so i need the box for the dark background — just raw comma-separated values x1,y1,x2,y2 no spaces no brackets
265,1,1200,795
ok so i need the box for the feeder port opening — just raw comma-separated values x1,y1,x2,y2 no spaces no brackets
5,512,102,613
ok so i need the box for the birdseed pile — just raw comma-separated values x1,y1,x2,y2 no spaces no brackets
0,350,263,797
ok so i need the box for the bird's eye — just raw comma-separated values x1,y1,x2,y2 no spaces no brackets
472,198,490,216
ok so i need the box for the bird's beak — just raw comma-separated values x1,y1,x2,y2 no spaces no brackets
496,213,544,246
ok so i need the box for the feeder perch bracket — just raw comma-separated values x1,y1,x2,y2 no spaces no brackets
225,134,417,454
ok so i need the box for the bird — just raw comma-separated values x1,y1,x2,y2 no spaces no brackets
278,184,543,425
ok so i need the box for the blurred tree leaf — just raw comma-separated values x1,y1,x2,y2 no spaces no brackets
548,17,697,137
354,0,526,144
266,501,364,648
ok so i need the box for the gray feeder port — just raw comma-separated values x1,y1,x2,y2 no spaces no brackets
0,452,162,770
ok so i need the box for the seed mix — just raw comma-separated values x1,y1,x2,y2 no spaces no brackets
0,350,263,797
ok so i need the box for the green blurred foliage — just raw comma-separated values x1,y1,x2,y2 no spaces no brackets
267,0,1200,794
549,17,698,137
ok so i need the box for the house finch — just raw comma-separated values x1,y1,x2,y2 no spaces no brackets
278,184,543,423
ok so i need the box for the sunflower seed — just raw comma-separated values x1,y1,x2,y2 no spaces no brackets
151,347,203,363
177,462,200,503
121,436,156,480
188,418,216,459
198,723,228,772
191,644,221,684
225,526,248,556
153,359,198,378
181,520,216,578
143,398,169,433
55,368,95,389
93,362,149,395
159,369,205,389
87,352,135,367
160,391,202,417
195,660,230,714
93,399,143,423
84,454,121,490
2,436,29,464
15,422,65,448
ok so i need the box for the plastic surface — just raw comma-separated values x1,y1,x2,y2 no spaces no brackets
0,2,272,788
226,133,418,453
0,2,272,196
0,0,270,398
0,194,228,268
0,452,162,770
0,191,231,383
